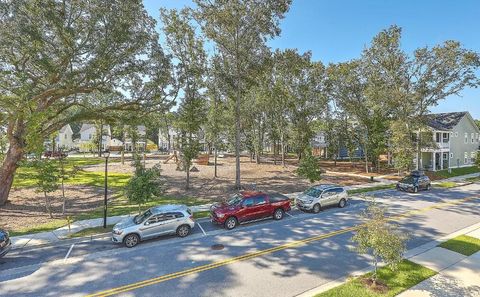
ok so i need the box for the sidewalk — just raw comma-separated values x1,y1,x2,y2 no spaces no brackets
298,222,480,297
9,172,477,250
398,228,480,297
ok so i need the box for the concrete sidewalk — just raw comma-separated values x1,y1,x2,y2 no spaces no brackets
398,228,480,297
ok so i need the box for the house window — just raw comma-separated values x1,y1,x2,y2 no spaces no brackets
464,133,468,144
450,153,453,158
88,134,92,140
455,132,458,137
442,133,449,143
472,133,475,144
65,134,67,139
464,152,468,164
472,152,477,163
477,133,479,142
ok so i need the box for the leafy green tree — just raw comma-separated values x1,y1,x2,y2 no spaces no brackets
0,0,174,205
389,120,416,174
125,157,164,212
351,199,408,284
32,158,59,218
296,149,321,183
194,0,292,188
161,8,207,189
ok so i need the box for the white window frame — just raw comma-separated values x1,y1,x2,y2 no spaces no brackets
464,152,468,164
464,133,468,144
455,132,458,137
472,152,477,162
471,133,475,144
450,153,453,159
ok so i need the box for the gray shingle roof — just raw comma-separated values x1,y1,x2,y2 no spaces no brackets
426,112,467,131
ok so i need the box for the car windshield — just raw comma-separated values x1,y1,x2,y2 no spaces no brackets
134,209,152,224
304,187,321,198
226,194,243,206
401,176,416,184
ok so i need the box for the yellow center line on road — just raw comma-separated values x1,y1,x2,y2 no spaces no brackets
85,195,479,297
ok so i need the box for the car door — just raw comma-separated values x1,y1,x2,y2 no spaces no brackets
158,213,179,235
253,195,270,219
320,189,334,207
241,197,256,222
140,214,164,239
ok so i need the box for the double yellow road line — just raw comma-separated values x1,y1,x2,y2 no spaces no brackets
86,195,479,297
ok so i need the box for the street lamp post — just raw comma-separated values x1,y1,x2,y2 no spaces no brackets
103,151,110,229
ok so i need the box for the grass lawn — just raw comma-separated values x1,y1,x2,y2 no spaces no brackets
434,166,480,179
67,225,114,238
8,219,69,237
316,260,436,297
348,184,395,195
434,181,458,188
438,235,480,256
13,158,127,188
466,176,480,182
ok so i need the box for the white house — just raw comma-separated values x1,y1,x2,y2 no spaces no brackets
158,127,178,152
78,123,112,152
55,124,74,150
124,125,146,152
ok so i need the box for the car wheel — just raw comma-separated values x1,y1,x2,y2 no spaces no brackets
124,233,140,248
225,217,237,230
413,186,418,193
426,184,431,191
176,225,191,238
274,208,284,220
313,203,321,213
338,199,346,208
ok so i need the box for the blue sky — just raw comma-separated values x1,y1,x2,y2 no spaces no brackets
144,0,480,119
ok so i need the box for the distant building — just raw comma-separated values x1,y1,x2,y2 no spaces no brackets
124,125,146,152
78,123,111,152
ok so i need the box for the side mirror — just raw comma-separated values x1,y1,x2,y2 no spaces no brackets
144,221,150,226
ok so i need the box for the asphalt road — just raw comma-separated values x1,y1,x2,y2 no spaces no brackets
1,183,479,297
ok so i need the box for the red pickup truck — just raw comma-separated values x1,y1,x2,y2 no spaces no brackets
210,191,292,229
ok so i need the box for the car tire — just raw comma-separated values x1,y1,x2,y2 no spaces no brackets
124,233,140,248
313,203,321,214
426,184,431,191
176,225,191,238
338,199,346,208
273,208,284,220
225,217,238,230
413,186,418,193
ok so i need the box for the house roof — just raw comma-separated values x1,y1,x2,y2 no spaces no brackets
59,124,70,133
426,112,467,131
80,123,94,133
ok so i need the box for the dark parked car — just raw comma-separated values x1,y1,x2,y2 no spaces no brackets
396,171,431,193
0,229,11,258
210,191,292,230
43,151,68,158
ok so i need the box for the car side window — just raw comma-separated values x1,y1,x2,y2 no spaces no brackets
321,189,333,198
254,196,266,206
333,188,344,194
163,213,177,221
173,212,184,218
146,215,160,224
243,198,254,207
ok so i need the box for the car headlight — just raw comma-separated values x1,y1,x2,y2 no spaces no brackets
216,213,225,218
112,229,123,235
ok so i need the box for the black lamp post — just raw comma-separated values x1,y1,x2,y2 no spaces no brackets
103,150,110,228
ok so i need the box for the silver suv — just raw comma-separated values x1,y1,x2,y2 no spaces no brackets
296,184,349,213
112,204,195,248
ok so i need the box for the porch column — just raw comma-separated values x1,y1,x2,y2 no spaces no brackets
432,152,436,171
440,152,444,170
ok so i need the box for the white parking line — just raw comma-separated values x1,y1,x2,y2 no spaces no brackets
64,244,75,262
196,222,207,236
285,212,294,218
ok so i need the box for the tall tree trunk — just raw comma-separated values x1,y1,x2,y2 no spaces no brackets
61,158,66,215
234,84,241,189
281,132,285,167
273,139,277,165
44,192,53,219
186,164,190,190
214,146,218,178
0,121,25,206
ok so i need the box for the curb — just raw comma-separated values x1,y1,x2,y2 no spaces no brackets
295,221,480,297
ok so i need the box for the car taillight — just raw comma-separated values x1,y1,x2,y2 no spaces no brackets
189,215,194,220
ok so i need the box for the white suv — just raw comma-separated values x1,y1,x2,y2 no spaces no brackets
296,184,349,213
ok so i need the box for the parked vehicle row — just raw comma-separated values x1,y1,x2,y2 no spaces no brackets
396,170,431,193
111,185,350,248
